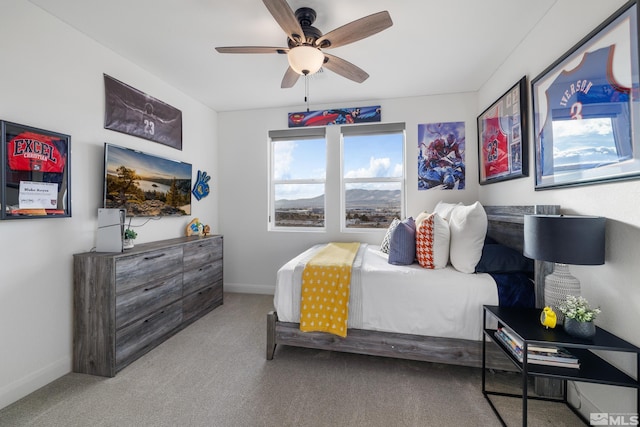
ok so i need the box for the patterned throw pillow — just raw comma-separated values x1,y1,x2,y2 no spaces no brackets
388,217,416,265
415,212,450,269
380,218,401,254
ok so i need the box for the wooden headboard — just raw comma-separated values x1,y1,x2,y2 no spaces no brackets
484,205,560,308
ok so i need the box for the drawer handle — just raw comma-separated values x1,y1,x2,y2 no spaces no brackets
144,253,166,261
144,310,165,323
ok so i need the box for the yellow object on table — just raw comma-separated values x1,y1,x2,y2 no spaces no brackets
540,306,557,328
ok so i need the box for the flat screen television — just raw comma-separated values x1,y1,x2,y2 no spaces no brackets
103,143,192,216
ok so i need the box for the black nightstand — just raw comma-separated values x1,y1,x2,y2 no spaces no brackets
482,305,640,426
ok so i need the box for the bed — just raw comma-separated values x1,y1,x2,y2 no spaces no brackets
266,204,560,371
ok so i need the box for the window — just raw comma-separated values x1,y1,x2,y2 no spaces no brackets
341,123,405,230
268,128,326,230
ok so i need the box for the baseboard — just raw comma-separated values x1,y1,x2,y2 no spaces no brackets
224,282,275,295
0,356,70,410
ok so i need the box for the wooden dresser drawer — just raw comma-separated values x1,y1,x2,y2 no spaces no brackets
182,284,223,323
115,300,182,372
115,246,183,293
74,235,223,377
183,259,222,295
115,274,182,329
183,237,222,270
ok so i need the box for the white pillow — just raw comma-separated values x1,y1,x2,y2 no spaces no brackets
433,201,462,221
415,212,450,269
449,202,488,273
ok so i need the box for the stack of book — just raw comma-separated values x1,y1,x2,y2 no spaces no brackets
494,326,580,369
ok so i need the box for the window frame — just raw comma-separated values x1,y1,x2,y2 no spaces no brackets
340,123,406,232
268,127,327,232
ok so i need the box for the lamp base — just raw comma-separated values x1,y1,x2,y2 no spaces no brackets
544,263,580,323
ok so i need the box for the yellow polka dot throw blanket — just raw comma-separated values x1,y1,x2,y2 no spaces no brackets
300,242,360,337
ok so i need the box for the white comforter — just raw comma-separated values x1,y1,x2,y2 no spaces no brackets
274,244,499,341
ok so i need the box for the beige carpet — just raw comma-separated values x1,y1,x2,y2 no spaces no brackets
0,293,585,426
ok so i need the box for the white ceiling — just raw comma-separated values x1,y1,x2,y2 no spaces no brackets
28,0,557,112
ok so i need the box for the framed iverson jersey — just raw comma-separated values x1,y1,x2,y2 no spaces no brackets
532,0,640,189
1,121,71,219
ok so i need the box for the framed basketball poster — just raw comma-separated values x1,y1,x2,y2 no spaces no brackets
477,76,529,185
1,121,71,219
532,0,640,189
104,74,183,150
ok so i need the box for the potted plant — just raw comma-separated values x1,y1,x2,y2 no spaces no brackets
558,295,601,339
123,228,137,249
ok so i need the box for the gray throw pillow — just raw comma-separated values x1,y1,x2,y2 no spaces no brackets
388,217,416,265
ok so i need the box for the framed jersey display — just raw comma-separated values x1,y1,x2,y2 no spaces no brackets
104,74,183,150
477,76,529,185
1,121,71,219
532,0,640,190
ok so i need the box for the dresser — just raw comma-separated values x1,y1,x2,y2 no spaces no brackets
73,235,223,377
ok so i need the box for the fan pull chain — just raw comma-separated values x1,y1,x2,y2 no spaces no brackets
304,74,310,112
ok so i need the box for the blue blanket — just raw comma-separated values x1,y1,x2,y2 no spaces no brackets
490,272,535,308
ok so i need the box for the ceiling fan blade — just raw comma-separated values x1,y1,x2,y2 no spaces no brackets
315,11,393,49
262,0,305,44
281,66,300,88
215,46,288,54
322,54,369,83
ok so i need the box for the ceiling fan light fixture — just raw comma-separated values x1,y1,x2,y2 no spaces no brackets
287,45,324,75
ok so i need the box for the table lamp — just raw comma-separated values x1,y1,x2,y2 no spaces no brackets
523,215,605,320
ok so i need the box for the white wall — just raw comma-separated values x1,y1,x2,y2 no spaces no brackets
3,0,637,418
0,0,218,409
478,0,638,417
218,92,481,294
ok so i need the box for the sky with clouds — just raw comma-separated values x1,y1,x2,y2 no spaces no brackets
274,133,403,200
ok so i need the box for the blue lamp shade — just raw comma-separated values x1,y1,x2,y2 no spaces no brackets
523,215,605,265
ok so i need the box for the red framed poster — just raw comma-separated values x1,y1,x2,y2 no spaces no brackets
477,76,529,184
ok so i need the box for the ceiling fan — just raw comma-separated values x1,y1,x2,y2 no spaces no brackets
215,0,393,88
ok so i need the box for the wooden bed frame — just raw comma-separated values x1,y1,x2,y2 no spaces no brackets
266,205,560,372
